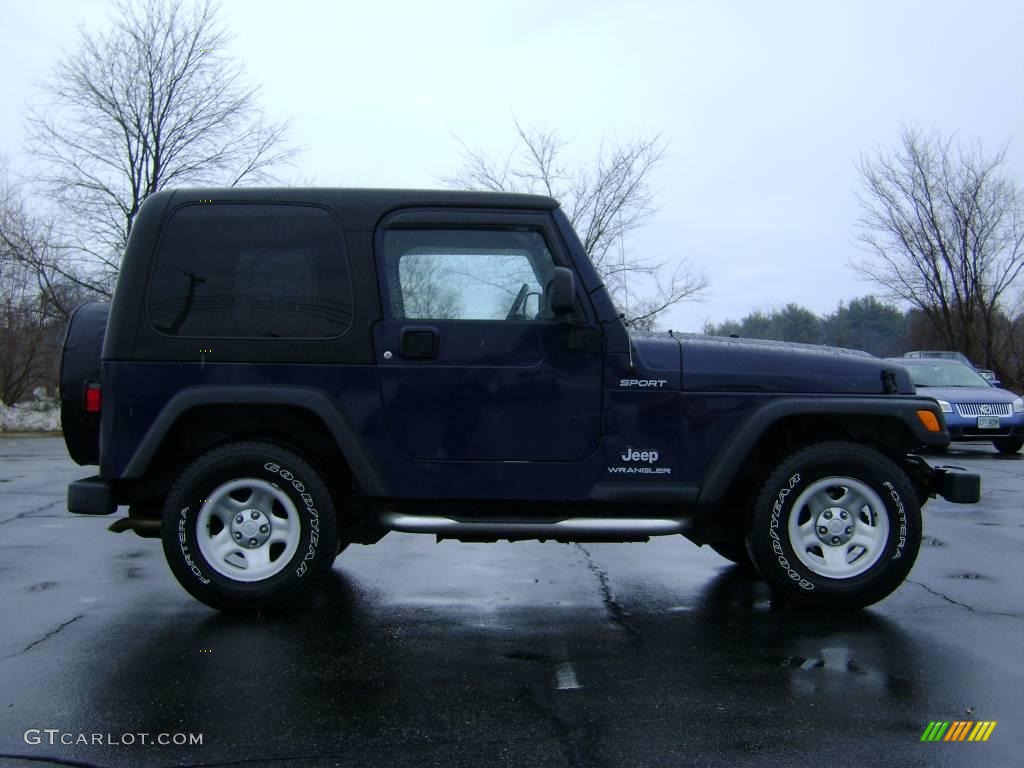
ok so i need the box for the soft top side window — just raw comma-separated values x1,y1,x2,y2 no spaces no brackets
382,228,559,321
148,203,352,339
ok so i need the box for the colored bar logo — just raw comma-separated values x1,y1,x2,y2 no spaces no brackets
921,721,997,742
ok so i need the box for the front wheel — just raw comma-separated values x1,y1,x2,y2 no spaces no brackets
161,441,339,611
747,441,921,609
993,437,1023,455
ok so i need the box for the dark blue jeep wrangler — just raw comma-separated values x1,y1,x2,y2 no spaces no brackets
60,188,980,611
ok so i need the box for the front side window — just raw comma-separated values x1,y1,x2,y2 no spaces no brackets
382,229,558,321
148,204,352,338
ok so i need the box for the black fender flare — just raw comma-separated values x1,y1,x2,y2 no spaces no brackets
120,385,388,496
697,396,949,504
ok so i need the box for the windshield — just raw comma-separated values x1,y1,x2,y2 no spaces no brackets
905,350,970,363
903,361,990,388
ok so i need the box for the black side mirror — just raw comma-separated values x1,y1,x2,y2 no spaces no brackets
547,267,575,316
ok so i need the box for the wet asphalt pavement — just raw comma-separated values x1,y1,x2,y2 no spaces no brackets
0,437,1021,768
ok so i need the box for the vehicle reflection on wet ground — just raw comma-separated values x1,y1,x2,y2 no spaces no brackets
0,438,1020,767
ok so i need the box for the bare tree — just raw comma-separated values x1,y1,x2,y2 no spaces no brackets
853,125,1024,370
395,256,462,319
24,0,299,303
441,121,707,329
0,263,52,405
0,160,71,402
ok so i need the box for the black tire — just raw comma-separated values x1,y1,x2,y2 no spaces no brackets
747,441,921,610
993,437,1024,455
161,441,338,611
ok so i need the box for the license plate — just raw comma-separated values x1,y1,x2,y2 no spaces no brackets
977,415,1001,429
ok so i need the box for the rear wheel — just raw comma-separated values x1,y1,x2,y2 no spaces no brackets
161,441,338,611
993,437,1023,455
747,441,921,609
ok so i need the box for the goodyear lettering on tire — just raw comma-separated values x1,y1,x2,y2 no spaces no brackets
769,473,814,591
264,461,319,577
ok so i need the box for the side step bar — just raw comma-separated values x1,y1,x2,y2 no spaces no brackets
379,511,690,542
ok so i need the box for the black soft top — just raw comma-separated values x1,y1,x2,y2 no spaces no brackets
156,187,559,230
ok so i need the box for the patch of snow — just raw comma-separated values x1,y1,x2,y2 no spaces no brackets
0,388,62,432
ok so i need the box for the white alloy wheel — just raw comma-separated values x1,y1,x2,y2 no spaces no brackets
195,478,301,582
786,476,889,580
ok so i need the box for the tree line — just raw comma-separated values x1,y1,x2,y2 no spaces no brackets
706,297,906,355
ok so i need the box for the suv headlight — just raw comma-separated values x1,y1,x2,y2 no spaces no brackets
1014,397,1024,414
936,399,953,413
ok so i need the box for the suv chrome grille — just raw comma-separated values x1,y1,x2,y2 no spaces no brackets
955,403,1012,417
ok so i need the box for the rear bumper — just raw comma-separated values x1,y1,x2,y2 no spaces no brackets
68,476,117,515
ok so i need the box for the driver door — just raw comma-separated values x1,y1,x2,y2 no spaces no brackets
372,210,603,462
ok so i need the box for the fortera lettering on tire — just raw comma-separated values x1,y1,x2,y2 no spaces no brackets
59,187,980,611
177,507,210,585
884,481,908,560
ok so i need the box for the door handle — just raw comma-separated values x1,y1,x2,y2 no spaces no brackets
400,327,439,359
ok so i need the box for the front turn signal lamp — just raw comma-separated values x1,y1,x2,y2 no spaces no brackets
916,410,942,433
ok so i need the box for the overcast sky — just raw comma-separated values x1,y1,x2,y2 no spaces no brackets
2,0,1023,330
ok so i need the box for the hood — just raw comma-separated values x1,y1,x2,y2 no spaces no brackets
915,384,1020,404
669,333,913,394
